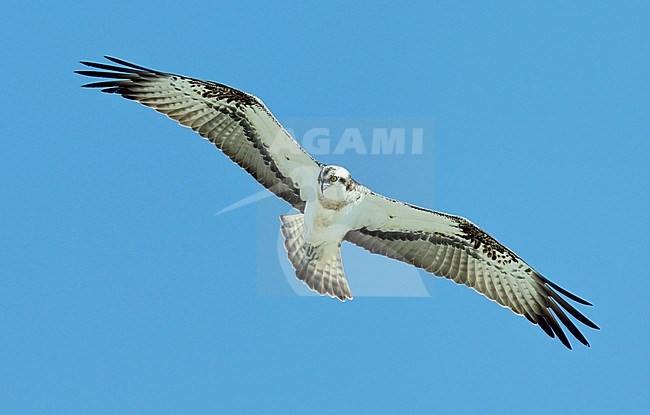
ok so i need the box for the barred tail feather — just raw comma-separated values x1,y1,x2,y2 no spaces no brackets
280,214,352,301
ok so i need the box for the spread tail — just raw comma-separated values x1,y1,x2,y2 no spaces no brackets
280,214,352,301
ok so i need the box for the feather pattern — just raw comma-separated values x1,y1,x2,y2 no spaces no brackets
77,57,598,349
345,191,599,349
76,56,321,211
281,213,352,301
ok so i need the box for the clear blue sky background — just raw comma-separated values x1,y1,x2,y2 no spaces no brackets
2,1,649,414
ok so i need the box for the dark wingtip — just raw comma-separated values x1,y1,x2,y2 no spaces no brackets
579,298,593,307
536,316,555,339
538,274,593,306
81,81,119,89
104,56,159,73
75,70,135,80
550,290,600,331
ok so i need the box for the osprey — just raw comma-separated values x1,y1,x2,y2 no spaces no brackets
77,57,599,349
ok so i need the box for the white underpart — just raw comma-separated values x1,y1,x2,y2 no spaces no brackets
77,57,596,347
303,192,365,254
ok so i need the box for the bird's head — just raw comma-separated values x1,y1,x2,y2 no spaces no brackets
317,165,361,208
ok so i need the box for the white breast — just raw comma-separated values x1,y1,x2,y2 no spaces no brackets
303,194,365,247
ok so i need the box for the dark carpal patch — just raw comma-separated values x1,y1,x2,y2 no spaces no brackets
188,79,261,108
76,56,307,212
454,219,518,263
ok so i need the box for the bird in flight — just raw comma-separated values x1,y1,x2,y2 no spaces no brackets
77,56,599,349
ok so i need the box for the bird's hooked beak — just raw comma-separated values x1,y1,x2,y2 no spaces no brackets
320,179,330,194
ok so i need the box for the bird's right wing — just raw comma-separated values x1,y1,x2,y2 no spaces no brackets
345,191,599,349
77,56,322,211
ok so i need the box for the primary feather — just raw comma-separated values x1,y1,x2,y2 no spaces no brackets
78,57,599,349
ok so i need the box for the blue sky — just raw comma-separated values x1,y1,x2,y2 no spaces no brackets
2,1,649,413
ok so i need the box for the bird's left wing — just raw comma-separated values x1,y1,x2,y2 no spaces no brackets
345,191,599,349
76,56,321,211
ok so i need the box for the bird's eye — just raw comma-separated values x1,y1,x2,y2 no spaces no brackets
330,176,338,183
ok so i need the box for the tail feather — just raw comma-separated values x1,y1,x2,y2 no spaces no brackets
280,214,352,301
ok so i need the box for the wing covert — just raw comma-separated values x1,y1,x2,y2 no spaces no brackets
346,192,599,349
77,56,321,211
